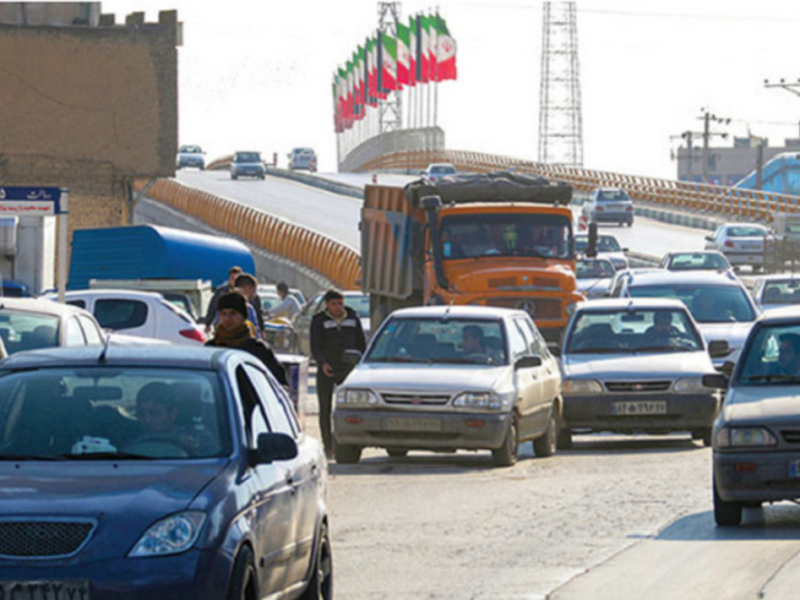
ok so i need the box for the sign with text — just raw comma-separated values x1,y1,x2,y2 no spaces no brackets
0,187,65,215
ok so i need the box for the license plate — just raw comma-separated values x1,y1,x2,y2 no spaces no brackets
382,417,442,432
611,401,667,415
0,581,89,598
789,459,800,478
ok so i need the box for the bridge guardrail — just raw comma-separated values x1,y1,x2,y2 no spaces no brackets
356,150,800,223
133,179,361,290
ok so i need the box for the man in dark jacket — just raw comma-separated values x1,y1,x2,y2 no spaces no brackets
204,266,242,335
205,291,287,386
310,289,366,457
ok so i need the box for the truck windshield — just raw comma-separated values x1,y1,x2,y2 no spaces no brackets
440,213,572,260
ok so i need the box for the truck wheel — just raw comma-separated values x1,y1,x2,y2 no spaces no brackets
713,477,742,527
532,404,558,457
692,428,713,447
557,427,573,450
492,414,518,467
228,546,258,600
334,444,362,464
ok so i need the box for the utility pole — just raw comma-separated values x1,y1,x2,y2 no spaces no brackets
764,78,800,98
698,109,730,184
670,131,704,181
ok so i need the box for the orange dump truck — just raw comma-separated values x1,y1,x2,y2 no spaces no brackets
361,172,584,344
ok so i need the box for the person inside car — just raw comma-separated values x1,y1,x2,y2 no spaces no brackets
461,325,487,357
644,312,681,345
773,333,800,377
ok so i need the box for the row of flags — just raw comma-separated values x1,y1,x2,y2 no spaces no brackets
333,13,458,133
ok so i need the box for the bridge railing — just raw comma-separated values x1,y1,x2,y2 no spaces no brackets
357,149,800,222
134,179,361,289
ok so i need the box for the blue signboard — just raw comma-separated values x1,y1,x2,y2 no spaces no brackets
0,187,65,215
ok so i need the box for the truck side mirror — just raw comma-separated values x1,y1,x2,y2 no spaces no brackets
585,222,598,258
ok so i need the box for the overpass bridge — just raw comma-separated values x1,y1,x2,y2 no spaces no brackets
135,137,800,295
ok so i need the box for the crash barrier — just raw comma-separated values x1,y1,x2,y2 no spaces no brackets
355,150,800,223
133,179,361,290
263,168,363,199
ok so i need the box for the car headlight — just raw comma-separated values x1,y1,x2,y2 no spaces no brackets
129,511,206,557
674,377,707,393
452,392,505,411
562,379,602,394
715,427,777,449
336,388,378,406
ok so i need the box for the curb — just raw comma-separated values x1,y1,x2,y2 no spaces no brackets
265,168,364,200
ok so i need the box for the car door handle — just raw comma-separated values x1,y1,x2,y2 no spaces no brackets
310,462,318,474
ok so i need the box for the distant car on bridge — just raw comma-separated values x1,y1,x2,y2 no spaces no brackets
422,163,457,184
175,144,205,170
582,187,634,227
288,147,317,171
704,223,773,272
230,151,266,180
575,233,629,270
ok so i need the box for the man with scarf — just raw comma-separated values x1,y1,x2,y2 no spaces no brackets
310,289,366,458
205,291,287,385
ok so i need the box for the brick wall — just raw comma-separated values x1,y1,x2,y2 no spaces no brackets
0,11,179,279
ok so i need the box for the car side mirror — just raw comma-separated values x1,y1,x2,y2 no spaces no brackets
622,248,629,253
708,340,730,359
515,355,542,369
548,346,562,358
720,360,736,378
252,432,298,465
702,373,728,390
342,349,363,366
705,235,714,242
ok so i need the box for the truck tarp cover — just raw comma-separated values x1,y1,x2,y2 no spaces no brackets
405,172,572,207
68,225,255,290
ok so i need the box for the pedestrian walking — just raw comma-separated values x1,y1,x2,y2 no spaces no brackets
204,266,242,335
234,273,264,337
205,291,287,385
310,289,366,458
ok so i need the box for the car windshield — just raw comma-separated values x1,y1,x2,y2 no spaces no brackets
737,324,800,385
345,294,370,318
566,309,702,354
761,281,800,305
179,145,201,153
628,284,756,323
577,259,615,278
727,226,767,237
441,213,573,260
259,294,283,311
575,236,621,253
0,310,60,355
366,317,508,365
0,367,229,460
235,152,260,162
597,190,629,201
668,253,729,271
430,165,456,174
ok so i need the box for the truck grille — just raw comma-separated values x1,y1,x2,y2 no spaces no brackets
484,298,561,319
0,520,94,558
382,393,451,405
604,381,672,393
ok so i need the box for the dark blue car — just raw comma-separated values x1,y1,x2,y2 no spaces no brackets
0,345,332,599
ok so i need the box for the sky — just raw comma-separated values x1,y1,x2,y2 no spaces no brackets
102,0,800,178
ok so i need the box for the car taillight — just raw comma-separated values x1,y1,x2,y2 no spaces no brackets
626,206,633,211
180,328,206,343
596,206,604,212
724,240,735,248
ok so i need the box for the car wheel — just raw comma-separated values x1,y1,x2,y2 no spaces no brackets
492,414,518,467
713,477,742,527
557,426,573,450
532,404,558,458
228,546,258,600
334,444,362,464
199,165,205,171
300,521,333,600
231,173,238,180
386,448,408,458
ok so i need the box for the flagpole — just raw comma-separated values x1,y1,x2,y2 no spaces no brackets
433,9,439,129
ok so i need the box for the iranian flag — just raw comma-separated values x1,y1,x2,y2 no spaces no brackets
408,16,417,86
427,15,438,82
418,14,430,83
396,22,411,86
367,37,379,105
337,67,349,128
352,50,364,121
332,76,342,133
435,14,457,81
346,59,355,127
357,45,367,115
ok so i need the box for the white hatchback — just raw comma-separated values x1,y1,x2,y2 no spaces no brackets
46,290,206,345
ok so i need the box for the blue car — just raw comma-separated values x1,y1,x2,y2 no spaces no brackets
0,345,331,599
231,151,266,180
